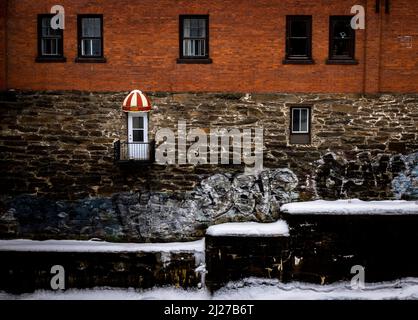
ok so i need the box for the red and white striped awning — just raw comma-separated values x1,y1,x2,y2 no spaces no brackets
122,90,152,112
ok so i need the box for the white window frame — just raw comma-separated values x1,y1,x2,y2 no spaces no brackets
291,107,310,134
128,112,148,143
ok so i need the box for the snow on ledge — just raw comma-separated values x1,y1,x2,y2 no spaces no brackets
3,278,418,300
206,220,289,237
0,239,205,253
281,199,418,215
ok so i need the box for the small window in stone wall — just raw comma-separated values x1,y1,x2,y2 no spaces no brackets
290,106,311,144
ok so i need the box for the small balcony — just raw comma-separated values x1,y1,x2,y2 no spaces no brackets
114,140,155,164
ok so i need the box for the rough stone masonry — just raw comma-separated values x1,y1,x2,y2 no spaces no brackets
0,91,417,241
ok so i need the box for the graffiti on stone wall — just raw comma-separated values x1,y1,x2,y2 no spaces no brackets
2,151,417,242
1,168,299,242
116,168,299,241
315,152,418,200
392,152,418,200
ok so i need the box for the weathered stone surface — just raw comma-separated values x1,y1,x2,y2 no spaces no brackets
205,214,418,290
283,213,418,284
0,91,417,240
0,169,297,242
205,235,291,291
0,168,298,241
1,91,417,201
392,152,418,200
0,250,201,293
314,151,418,200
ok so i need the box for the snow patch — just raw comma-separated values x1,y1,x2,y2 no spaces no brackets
0,239,205,253
2,278,418,300
206,220,289,237
281,199,418,215
214,277,418,300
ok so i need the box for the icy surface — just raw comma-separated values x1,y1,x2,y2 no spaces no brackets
206,220,289,237
1,278,418,300
281,199,418,215
0,239,204,253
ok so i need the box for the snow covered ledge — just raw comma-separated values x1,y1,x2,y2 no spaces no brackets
281,199,418,215
206,220,289,237
0,239,205,253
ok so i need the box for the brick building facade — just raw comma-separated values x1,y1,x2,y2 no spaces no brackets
1,0,418,93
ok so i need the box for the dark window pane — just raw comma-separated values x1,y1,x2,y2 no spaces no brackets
82,18,101,37
183,39,206,56
330,17,355,59
183,19,190,37
42,39,58,55
81,39,101,56
300,109,308,132
133,117,144,129
286,16,311,60
42,18,60,36
291,20,307,37
81,39,91,56
184,18,205,38
42,17,49,28
333,20,351,39
289,39,308,56
91,39,101,56
133,130,144,142
292,109,300,132
42,18,51,36
332,39,351,56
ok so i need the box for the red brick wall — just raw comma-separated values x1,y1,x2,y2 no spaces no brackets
3,0,418,93
379,0,418,92
0,0,7,90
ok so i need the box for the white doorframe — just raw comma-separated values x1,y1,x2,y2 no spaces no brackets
127,112,149,159
128,112,148,143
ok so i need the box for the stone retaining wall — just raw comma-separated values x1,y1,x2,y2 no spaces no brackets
205,214,418,289
0,250,202,294
1,90,417,240
1,91,417,200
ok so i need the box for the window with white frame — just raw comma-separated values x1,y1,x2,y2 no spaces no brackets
77,15,104,59
290,106,311,144
292,107,310,133
178,15,210,63
37,14,65,61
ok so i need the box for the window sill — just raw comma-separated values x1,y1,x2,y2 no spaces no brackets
282,58,315,65
290,133,311,145
35,56,67,63
75,57,107,63
326,59,359,65
177,58,213,64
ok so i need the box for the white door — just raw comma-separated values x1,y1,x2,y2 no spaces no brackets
128,113,148,160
